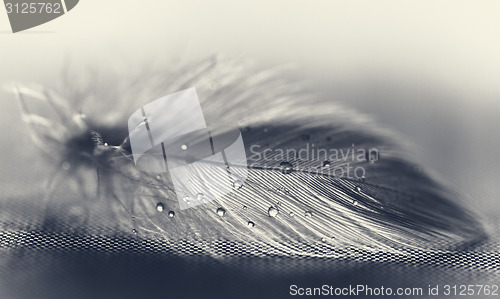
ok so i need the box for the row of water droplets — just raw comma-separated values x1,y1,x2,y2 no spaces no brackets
131,160,367,243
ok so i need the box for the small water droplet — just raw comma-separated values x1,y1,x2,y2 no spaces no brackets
132,216,135,220
181,144,188,150
279,161,294,174
268,206,279,217
168,211,175,218
289,212,295,217
354,186,361,193
132,229,137,234
304,211,312,218
323,161,331,167
352,199,358,206
183,194,190,201
247,221,255,228
232,180,243,190
216,207,226,217
242,205,247,210
156,203,164,212
156,174,161,180
196,193,205,201
321,237,326,242
104,142,108,147
62,161,70,170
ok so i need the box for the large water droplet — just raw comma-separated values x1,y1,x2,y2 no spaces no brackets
279,161,294,174
62,161,70,170
156,203,164,212
232,180,243,190
168,211,175,218
247,221,255,228
216,207,226,217
268,206,279,217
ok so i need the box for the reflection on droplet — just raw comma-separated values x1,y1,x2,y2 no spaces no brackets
247,221,255,228
268,206,278,217
242,205,247,210
323,161,331,167
233,180,243,190
289,212,295,217
104,142,108,147
217,207,226,217
279,161,294,174
304,211,312,218
168,211,175,218
156,203,164,212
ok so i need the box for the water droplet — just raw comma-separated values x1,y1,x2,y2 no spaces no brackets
321,237,326,242
104,142,108,147
268,206,279,217
242,205,247,210
156,174,161,180
354,186,361,193
352,199,358,206
181,144,188,150
232,180,243,190
359,176,365,182
183,194,190,201
247,221,255,228
61,161,70,170
216,207,226,217
196,193,205,201
304,211,312,218
279,161,294,174
132,216,135,220
323,161,331,167
168,211,175,218
289,212,295,217
156,203,164,212
132,229,137,234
